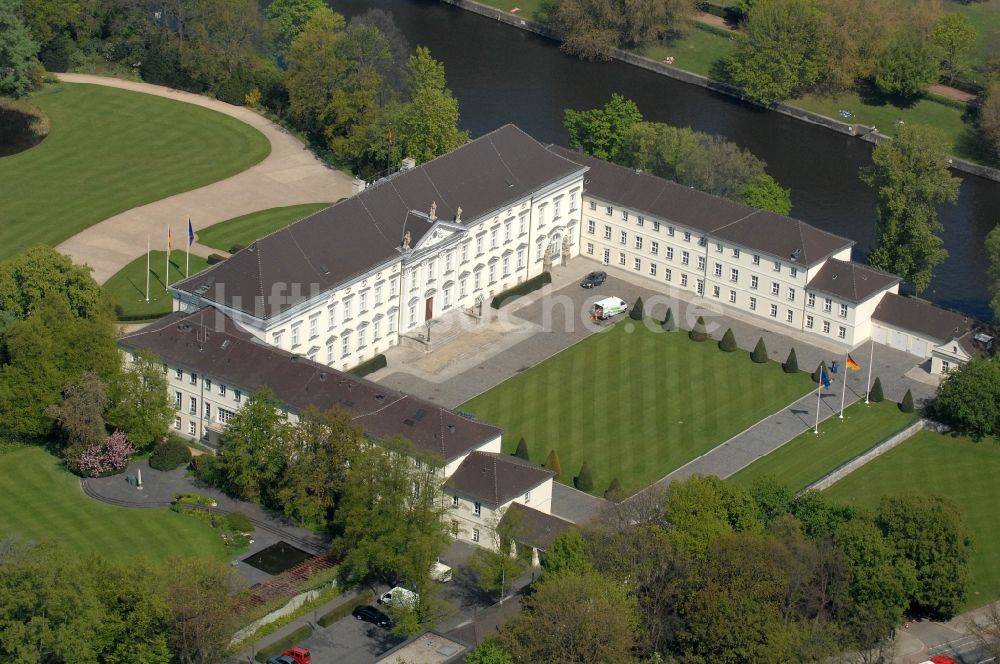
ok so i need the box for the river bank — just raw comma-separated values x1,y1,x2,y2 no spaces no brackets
444,0,1000,183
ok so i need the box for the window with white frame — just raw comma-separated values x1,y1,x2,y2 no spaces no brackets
618,252,626,265
360,290,369,311
786,309,794,323
637,215,644,226
472,528,480,543
712,285,720,298
174,416,181,430
390,277,398,297
667,225,674,236
729,290,737,303
444,252,453,274
273,332,283,347
730,268,739,283
218,408,234,424
653,221,660,232
204,402,211,419
666,247,674,260
327,342,334,363
357,327,366,349
749,296,757,311
650,241,659,255
476,236,484,255
771,282,780,296
621,210,628,221
190,372,197,385
291,325,300,347
838,326,846,339
517,248,525,269
589,200,597,210
603,248,610,264
684,231,691,242
219,384,226,396
806,315,814,329
502,256,510,277
491,228,499,249
681,251,690,265
680,273,688,286
634,258,641,271
787,288,796,302
535,239,544,261
699,236,707,247
345,297,354,320
505,220,512,242
603,225,612,239
790,267,798,278
461,243,469,263
205,378,211,391
649,263,657,276
388,311,397,333
824,298,832,313
770,304,778,317
588,220,595,234
175,391,181,408
309,315,319,339
327,304,337,330
586,242,594,255
807,293,815,308
665,268,672,282
570,191,578,211
474,270,482,290
696,279,704,295
189,396,197,415
443,287,452,308
189,421,196,435
620,230,627,245
773,261,781,272
606,206,613,216
634,236,643,250
342,335,350,356
554,199,561,219
753,254,760,265
234,389,241,403
697,256,705,271
941,360,951,373
733,248,740,258
839,303,849,318
474,502,481,516
538,205,547,227
823,320,831,333
714,263,722,277
716,242,723,253
519,214,528,235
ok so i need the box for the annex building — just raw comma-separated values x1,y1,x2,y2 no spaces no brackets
126,123,991,550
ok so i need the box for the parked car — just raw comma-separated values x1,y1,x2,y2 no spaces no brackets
431,559,452,583
266,657,296,664
266,648,310,664
580,271,607,289
353,604,392,628
591,296,628,320
379,586,418,607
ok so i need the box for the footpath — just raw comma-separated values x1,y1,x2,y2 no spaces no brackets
54,73,353,284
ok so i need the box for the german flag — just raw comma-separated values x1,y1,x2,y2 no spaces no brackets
846,354,861,371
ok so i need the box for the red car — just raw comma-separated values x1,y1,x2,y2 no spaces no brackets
281,647,311,664
923,656,956,664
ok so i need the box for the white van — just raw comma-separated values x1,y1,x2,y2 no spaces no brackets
592,297,628,320
378,586,418,608
431,560,452,583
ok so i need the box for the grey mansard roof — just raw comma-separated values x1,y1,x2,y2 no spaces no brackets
119,309,502,462
445,452,554,508
172,125,587,320
548,145,854,267
806,259,900,304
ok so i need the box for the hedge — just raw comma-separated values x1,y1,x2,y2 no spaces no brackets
206,253,226,265
490,272,552,309
318,592,373,628
149,438,192,471
225,511,253,533
348,354,387,377
229,243,246,254
255,624,313,662
115,305,170,322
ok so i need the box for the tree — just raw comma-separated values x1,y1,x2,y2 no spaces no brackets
564,93,643,161
899,388,915,413
629,295,644,320
689,315,708,342
986,225,1000,320
105,352,174,450
662,307,675,331
604,477,623,501
497,569,640,663
783,347,798,373
751,337,768,363
277,406,363,527
465,639,514,664
544,449,562,478
749,476,794,524
820,0,902,92
792,490,854,539
467,509,528,599
719,327,738,352
0,0,40,98
393,46,468,165
513,437,530,460
216,387,289,504
741,173,793,214
663,475,762,554
932,13,976,83
542,528,593,577
265,0,325,54
869,376,885,402
161,557,243,664
0,245,108,321
933,358,1000,438
547,0,694,60
812,360,827,383
981,83,1000,157
76,429,135,478
349,9,411,94
178,0,266,94
873,32,941,98
45,371,108,456
575,460,594,492
876,493,973,617
285,6,348,136
727,0,829,104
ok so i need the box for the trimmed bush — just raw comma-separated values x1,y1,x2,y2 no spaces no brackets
783,348,799,373
812,361,828,383
225,511,253,533
349,354,387,377
206,253,226,265
900,388,914,413
604,478,623,502
574,462,594,492
688,316,708,342
255,624,313,662
661,308,675,332
629,296,644,320
544,449,562,479
718,328,737,352
149,438,193,471
490,272,552,309
751,337,768,363
229,243,246,254
869,377,885,402
318,592,372,627
514,437,530,460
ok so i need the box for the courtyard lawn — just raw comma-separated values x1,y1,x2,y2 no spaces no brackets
729,399,918,492
826,430,1000,609
0,83,270,262
197,203,331,252
103,251,210,320
0,446,227,563
460,322,814,496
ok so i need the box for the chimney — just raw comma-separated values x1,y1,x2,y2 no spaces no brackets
429,201,437,221
454,206,462,224
400,157,416,171
351,178,366,196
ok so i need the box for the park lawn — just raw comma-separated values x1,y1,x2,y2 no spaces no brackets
474,0,548,20
637,24,735,79
951,0,1000,67
729,399,918,492
0,83,270,262
104,251,210,320
0,446,228,563
460,321,814,496
826,430,1000,610
197,203,331,252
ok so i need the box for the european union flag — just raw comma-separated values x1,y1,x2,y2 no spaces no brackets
821,367,831,389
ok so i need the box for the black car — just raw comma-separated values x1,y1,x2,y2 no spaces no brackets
352,604,392,628
580,271,607,289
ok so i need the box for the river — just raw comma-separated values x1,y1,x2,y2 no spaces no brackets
338,0,994,318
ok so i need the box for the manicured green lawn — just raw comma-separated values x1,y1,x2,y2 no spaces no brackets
0,83,270,262
197,203,330,252
637,24,735,79
729,400,918,492
103,251,210,320
0,446,227,562
460,322,814,496
951,0,1000,66
826,430,1000,609
475,0,548,20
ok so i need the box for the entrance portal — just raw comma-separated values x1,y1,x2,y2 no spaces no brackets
425,297,434,321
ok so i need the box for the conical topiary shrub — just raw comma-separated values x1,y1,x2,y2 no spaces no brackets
751,337,768,363
544,449,562,479
604,478,623,502
812,361,827,383
900,388,914,413
575,461,594,492
689,316,708,342
514,437,530,460
662,308,675,332
719,328,737,352
783,348,798,373
869,376,884,402
630,296,644,321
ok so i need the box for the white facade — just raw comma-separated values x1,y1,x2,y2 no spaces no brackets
446,480,554,549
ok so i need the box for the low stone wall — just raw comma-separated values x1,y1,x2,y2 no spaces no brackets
802,419,926,493
440,0,1000,183
229,582,335,647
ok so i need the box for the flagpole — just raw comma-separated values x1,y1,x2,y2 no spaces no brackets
145,234,150,303
865,339,875,404
814,379,822,434
839,356,847,418
186,237,190,278
165,225,171,292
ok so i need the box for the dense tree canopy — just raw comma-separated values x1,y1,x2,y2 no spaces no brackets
564,93,643,161
216,387,289,504
0,0,39,98
933,357,1000,439
873,32,941,99
544,0,695,60
0,245,108,321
